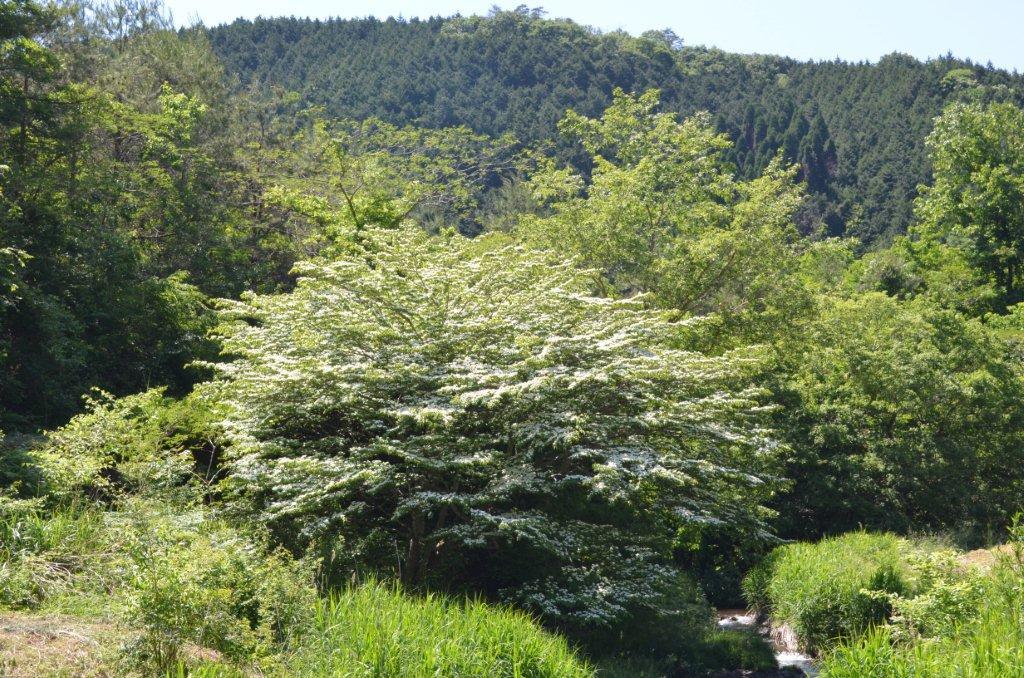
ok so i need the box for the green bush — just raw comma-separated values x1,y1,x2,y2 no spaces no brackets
118,519,316,674
740,548,778,616
743,532,914,653
32,389,177,502
0,490,316,674
822,597,1024,677
882,550,986,641
285,578,593,677
33,388,224,504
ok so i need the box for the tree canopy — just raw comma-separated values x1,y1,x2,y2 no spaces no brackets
520,89,810,348
914,102,1024,306
207,225,778,647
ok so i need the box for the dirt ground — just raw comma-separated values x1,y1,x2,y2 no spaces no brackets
960,544,1017,572
0,614,115,677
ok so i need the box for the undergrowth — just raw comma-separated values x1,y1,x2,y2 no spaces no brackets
286,579,594,677
821,524,1024,677
742,531,915,653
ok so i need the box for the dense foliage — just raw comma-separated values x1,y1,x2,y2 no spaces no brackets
209,225,774,651
743,532,915,652
915,101,1024,305
3,0,1024,673
748,530,1024,669
821,550,1024,677
520,88,809,350
0,0,282,428
774,293,1024,538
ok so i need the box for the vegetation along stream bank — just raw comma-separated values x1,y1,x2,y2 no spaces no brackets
2,1,1024,675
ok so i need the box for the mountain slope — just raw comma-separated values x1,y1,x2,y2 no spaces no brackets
205,9,1024,243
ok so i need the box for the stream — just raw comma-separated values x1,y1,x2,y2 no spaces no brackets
716,610,818,677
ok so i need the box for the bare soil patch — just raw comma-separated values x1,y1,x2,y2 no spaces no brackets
0,613,115,677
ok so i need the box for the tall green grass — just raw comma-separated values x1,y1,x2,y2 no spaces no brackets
821,549,1024,677
0,500,111,609
286,579,594,677
743,532,914,653
0,501,107,559
822,600,1024,677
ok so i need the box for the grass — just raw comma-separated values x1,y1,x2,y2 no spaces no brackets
820,546,1024,677
742,531,917,653
0,612,117,677
690,628,778,672
749,529,1024,676
1,500,593,677
0,488,777,676
0,501,114,611
822,602,1024,677
285,578,593,677
3,573,596,678
1,499,782,676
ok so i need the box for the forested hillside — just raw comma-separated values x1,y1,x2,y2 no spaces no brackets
207,8,1024,243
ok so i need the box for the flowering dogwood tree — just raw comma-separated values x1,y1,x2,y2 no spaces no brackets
208,225,778,646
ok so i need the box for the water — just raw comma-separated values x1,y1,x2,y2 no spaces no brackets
775,650,819,676
716,611,758,630
716,610,818,677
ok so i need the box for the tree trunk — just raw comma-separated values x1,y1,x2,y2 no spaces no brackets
402,510,425,587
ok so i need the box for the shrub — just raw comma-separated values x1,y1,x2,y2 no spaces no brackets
32,390,178,502
743,532,914,653
0,489,317,674
821,594,1024,677
882,550,986,641
674,521,775,607
285,578,593,677
118,518,316,673
32,388,225,504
